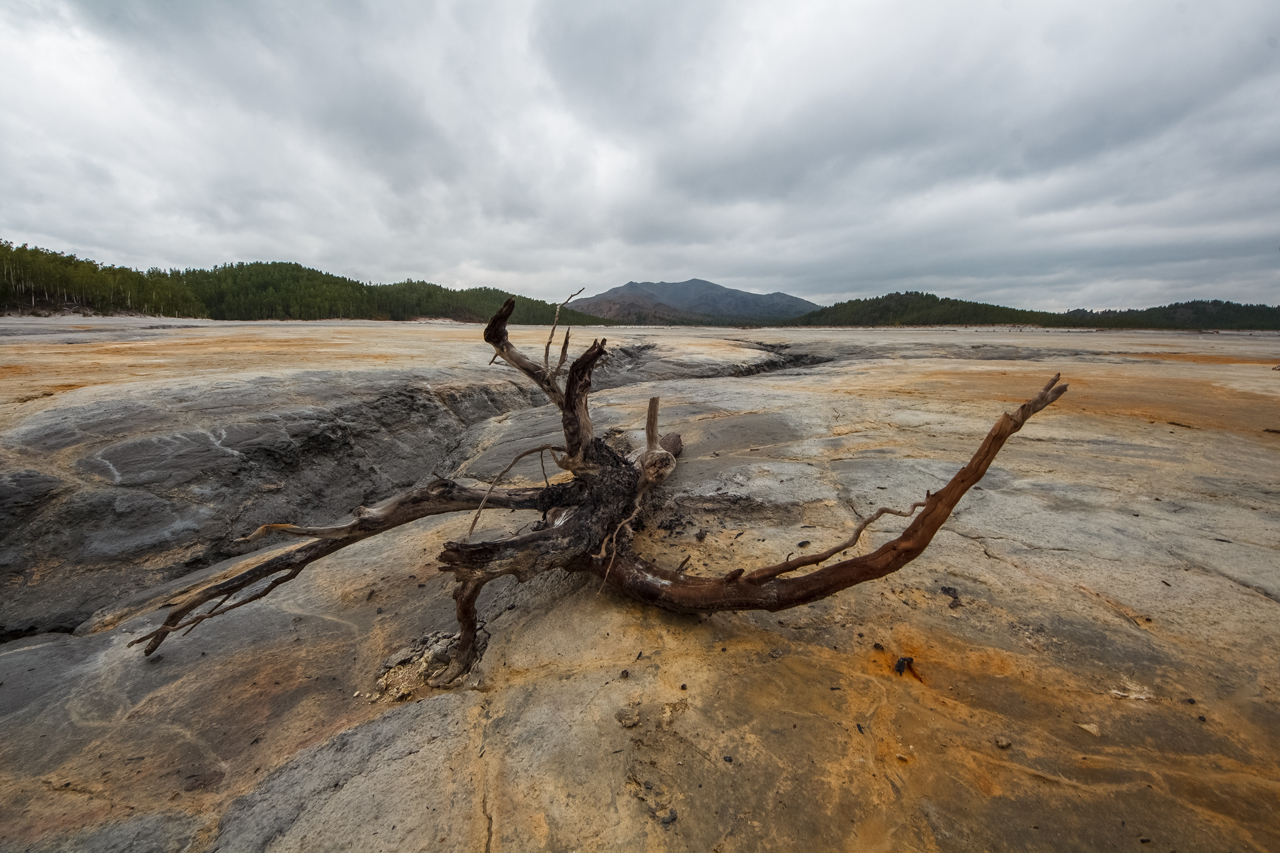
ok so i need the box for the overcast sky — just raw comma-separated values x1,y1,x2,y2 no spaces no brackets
2,1,1278,310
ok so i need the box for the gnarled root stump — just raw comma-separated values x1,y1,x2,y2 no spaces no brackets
132,298,1067,689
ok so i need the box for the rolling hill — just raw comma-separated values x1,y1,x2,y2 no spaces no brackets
0,242,609,325
786,291,1280,331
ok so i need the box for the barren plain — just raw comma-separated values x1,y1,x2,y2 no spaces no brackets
1,317,1278,851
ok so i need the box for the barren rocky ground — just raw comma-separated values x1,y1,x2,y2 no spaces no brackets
1,316,1278,851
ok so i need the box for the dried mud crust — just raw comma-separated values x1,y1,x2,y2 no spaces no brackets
0,319,1278,852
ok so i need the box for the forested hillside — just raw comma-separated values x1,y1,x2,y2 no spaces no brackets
174,262,604,324
788,291,1280,330
1,240,208,317
1058,300,1280,330
0,242,607,324
788,291,1047,326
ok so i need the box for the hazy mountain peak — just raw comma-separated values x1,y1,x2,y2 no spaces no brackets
570,279,819,324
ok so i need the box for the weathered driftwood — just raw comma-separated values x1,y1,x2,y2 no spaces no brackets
132,298,1067,687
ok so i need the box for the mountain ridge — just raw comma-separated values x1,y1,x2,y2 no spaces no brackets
569,279,819,324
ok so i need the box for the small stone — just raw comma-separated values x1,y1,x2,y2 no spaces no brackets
896,753,909,762
723,755,733,763
1077,723,1100,737
995,736,1012,749
620,670,629,679
615,708,640,728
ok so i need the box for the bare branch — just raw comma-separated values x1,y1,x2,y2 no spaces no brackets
465,444,566,541
483,297,565,406
131,478,570,655
645,396,661,452
560,338,608,468
638,397,677,487
544,287,584,372
129,538,345,655
599,397,675,559
586,375,1068,613
236,478,551,544
554,328,572,380
742,500,928,584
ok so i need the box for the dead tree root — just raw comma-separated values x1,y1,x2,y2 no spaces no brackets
132,298,1067,692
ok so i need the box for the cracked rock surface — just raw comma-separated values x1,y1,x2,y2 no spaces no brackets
1,318,1278,851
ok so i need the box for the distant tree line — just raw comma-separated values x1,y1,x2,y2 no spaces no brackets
1055,300,1280,331
786,291,1280,331
4,241,1276,329
0,242,607,325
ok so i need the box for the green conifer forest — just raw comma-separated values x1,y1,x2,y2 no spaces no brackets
785,291,1280,331
0,241,607,325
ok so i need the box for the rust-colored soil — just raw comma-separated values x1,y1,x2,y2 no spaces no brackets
1,320,1277,852
914,366,1280,438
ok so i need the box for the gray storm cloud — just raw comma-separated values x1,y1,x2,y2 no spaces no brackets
1,0,1277,310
